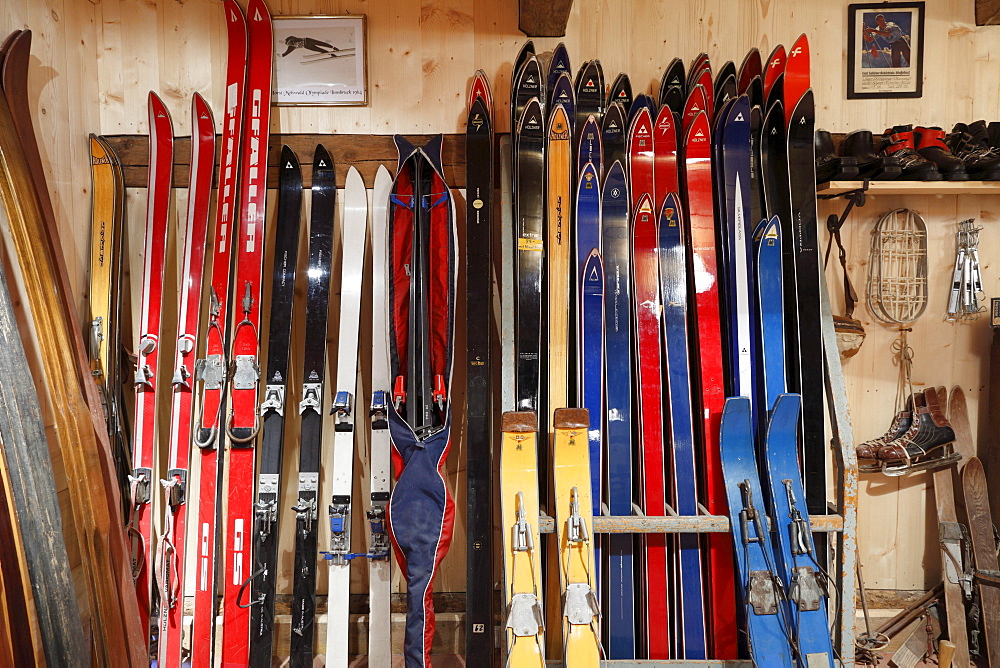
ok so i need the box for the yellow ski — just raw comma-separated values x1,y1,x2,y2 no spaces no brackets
553,408,601,666
87,134,125,390
501,411,545,666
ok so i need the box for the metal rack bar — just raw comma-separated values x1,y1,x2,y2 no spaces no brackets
538,513,845,533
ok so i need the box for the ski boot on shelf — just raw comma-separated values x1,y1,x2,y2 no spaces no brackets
815,129,860,182
856,394,916,471
879,126,942,180
987,121,1000,149
844,129,902,180
875,387,961,476
947,121,1000,180
913,127,969,181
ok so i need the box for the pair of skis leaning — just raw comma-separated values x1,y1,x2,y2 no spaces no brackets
501,409,602,667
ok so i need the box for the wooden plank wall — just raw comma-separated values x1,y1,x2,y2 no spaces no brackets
5,0,1000,612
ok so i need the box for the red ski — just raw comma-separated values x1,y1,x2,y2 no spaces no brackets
220,0,272,664
784,34,810,122
632,192,670,659
692,67,715,120
653,105,678,212
682,85,708,135
737,48,762,94
191,3,246,665
763,44,786,102
157,93,215,668
128,91,173,647
681,110,722,654
628,106,654,212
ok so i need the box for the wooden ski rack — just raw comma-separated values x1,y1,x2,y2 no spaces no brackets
105,131,860,667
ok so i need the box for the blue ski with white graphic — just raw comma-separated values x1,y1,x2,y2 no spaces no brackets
601,160,635,658
656,193,707,659
578,117,603,180
720,96,755,411
550,72,576,134
753,215,786,416
764,393,836,667
720,397,795,667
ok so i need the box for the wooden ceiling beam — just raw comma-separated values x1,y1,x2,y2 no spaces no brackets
519,0,574,37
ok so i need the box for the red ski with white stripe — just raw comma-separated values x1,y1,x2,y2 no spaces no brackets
221,0,272,664
627,106,654,213
653,104,678,213
632,192,671,659
681,110,721,650
128,91,173,649
157,93,215,668
190,3,246,665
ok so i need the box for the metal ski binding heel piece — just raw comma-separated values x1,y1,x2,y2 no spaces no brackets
782,481,824,613
738,481,782,616
506,493,543,639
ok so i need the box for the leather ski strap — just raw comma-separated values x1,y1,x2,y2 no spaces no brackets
825,212,860,318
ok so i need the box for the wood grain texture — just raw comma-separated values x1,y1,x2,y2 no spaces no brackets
977,0,1000,25
4,0,1000,615
962,457,1000,666
518,0,574,37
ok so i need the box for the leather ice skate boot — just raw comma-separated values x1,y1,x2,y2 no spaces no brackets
913,127,968,181
815,129,859,183
844,129,902,180
879,126,941,180
875,387,958,475
948,121,1000,180
856,395,915,469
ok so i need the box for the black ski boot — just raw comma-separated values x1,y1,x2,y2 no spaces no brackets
815,129,859,182
948,121,1000,180
913,127,968,181
844,129,902,180
879,126,941,180
987,121,1000,150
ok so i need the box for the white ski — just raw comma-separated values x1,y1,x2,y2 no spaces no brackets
325,165,369,666
368,165,393,667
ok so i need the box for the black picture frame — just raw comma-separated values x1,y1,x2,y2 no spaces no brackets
847,2,925,99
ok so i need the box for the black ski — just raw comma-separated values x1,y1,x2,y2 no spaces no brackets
575,59,605,142
602,101,626,175
513,56,544,142
465,95,495,665
659,57,686,116
786,89,827,516
760,101,801,404
289,146,336,665
247,146,302,666
515,97,545,417
608,72,633,112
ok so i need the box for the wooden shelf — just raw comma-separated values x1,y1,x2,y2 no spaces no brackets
819,180,1000,195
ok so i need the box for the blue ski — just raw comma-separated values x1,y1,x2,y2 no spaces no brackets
764,393,836,667
579,249,604,595
657,193,707,659
720,96,755,409
753,215,786,415
601,160,635,658
577,117,603,181
720,397,794,667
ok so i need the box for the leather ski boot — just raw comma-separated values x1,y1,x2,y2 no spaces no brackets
948,121,1000,180
856,395,916,467
879,126,941,180
815,129,859,182
913,127,968,181
876,387,958,475
844,129,902,180
987,121,1000,150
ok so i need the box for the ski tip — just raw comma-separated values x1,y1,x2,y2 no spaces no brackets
502,411,537,433
346,164,365,190
547,102,570,136
635,192,653,216
553,407,588,430
604,159,626,188
769,393,802,431
660,192,682,222
280,144,299,169
313,143,334,172
517,97,544,134
789,33,810,55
